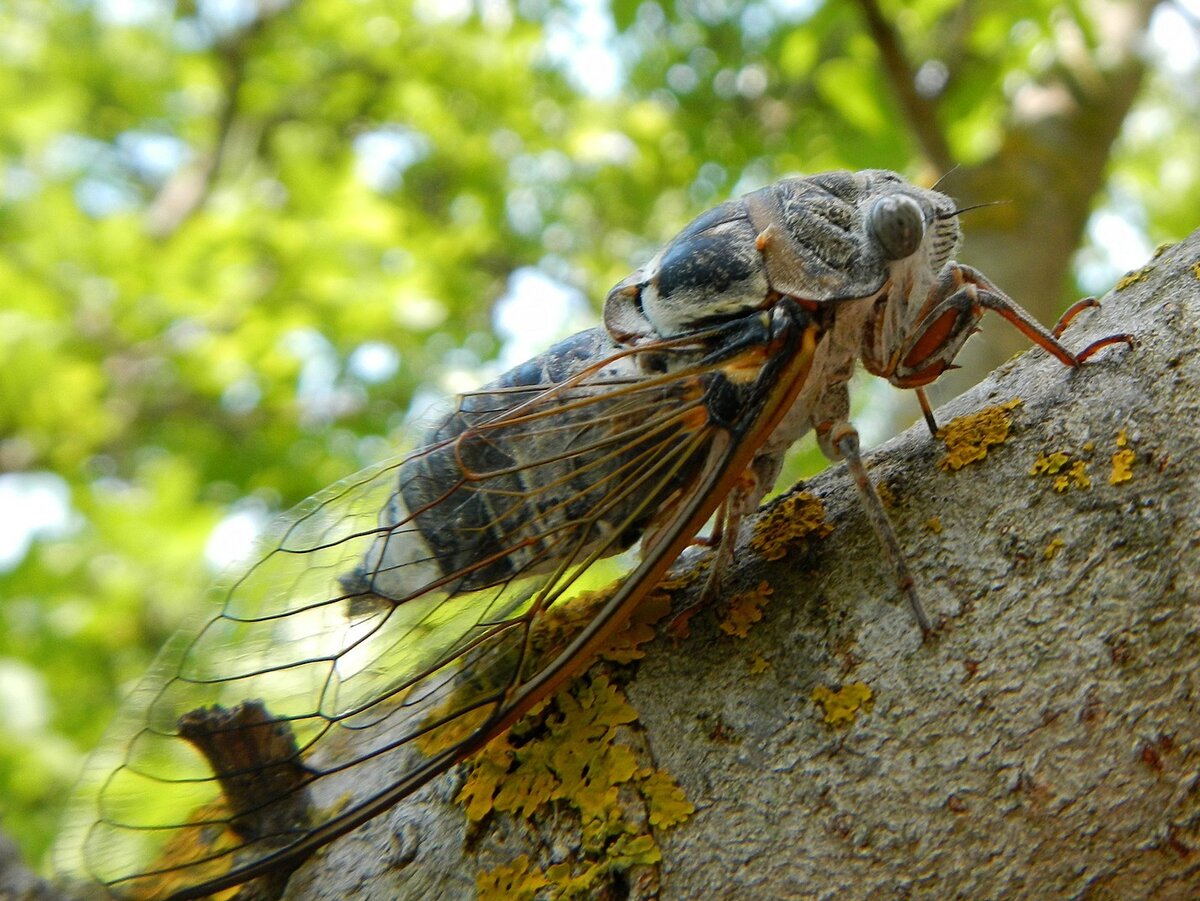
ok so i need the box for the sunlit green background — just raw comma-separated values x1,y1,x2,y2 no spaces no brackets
1,0,1196,873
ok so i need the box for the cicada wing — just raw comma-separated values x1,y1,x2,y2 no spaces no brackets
53,456,453,897
55,309,819,901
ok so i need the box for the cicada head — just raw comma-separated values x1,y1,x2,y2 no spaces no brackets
857,168,960,287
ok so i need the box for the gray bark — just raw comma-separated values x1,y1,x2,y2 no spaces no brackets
278,232,1200,900
13,233,1194,901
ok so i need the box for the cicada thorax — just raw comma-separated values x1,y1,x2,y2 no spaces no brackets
604,169,960,346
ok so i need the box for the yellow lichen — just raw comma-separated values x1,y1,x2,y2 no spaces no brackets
1051,459,1091,492
639,768,695,828
875,481,896,509
1115,266,1153,290
1109,428,1134,484
1031,449,1091,492
811,681,873,727
526,833,661,898
1030,451,1070,476
133,801,238,899
718,580,773,639
1192,260,1200,280
477,854,549,901
1152,242,1174,259
457,737,519,821
937,398,1022,471
413,704,495,757
924,516,943,534
750,490,833,561
1044,538,1065,560
415,560,697,898
748,651,771,674
461,672,693,898
1110,448,1135,485
599,587,673,664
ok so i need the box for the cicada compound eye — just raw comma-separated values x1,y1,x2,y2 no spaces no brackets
869,194,925,261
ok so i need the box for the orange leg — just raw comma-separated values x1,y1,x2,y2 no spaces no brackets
959,265,1133,367
915,386,938,436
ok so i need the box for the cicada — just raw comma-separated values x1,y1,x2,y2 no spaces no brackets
54,169,1129,900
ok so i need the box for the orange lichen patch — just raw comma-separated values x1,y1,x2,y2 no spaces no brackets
811,681,873,727
665,604,700,642
599,587,673,664
1031,449,1091,492
1054,460,1091,492
875,480,896,509
1030,451,1070,476
750,491,833,561
531,585,617,663
477,854,549,901
1110,428,1135,485
1044,538,1065,560
936,398,1022,471
718,580,773,639
924,516,943,534
748,651,771,674
528,574,679,667
1115,266,1153,291
658,563,704,593
467,673,692,899
418,578,672,762
639,768,695,828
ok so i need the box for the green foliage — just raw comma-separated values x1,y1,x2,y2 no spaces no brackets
0,0,1193,872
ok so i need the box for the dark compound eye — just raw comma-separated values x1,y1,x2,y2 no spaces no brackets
869,194,925,261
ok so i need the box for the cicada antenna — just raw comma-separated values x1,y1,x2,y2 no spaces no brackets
938,199,1010,220
929,164,960,192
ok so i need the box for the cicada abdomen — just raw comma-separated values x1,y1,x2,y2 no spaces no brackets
350,329,708,604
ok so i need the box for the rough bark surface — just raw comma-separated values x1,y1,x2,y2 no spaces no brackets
272,233,1200,900
9,235,1194,901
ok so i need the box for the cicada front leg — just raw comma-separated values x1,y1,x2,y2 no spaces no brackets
658,467,762,638
866,263,1133,435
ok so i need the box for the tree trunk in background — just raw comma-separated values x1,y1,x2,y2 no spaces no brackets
278,233,1198,899
894,0,1160,412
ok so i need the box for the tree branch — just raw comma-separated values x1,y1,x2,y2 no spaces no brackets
277,233,1200,899
922,0,1165,405
853,0,954,174
144,2,282,238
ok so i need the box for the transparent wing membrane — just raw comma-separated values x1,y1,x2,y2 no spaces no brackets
56,312,818,900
